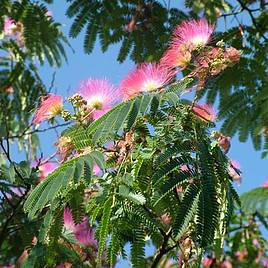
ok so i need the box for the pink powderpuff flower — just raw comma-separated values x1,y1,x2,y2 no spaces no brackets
261,258,268,268
218,135,231,153
46,11,53,17
63,208,76,232
228,160,241,184
161,213,171,225
252,239,259,246
93,163,102,176
202,257,214,267
4,17,17,36
235,250,248,261
224,47,241,64
161,45,192,69
33,94,63,124
56,136,73,161
74,218,98,247
38,162,58,180
192,103,217,122
262,181,268,187
78,79,120,120
120,63,174,99
220,260,233,268
171,19,214,51
63,208,98,247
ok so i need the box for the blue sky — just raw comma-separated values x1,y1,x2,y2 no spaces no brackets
17,1,267,266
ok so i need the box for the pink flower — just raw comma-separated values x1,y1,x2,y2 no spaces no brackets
78,79,120,120
261,258,268,268
161,213,171,225
63,208,76,232
74,218,98,247
218,135,231,153
63,208,97,247
202,257,213,267
252,239,259,246
46,11,53,17
171,19,214,51
39,162,58,180
120,63,174,99
235,250,248,261
262,181,268,187
228,160,241,184
56,136,73,161
4,17,17,36
33,94,63,124
192,103,216,122
161,45,192,69
224,47,241,64
93,163,102,176
181,165,189,172
220,260,233,268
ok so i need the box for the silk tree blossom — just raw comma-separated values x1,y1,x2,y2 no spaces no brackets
63,208,97,247
93,163,102,176
63,208,76,231
78,79,120,120
161,19,214,70
220,260,233,268
56,136,73,161
33,94,63,124
192,103,216,122
4,17,17,36
38,162,58,180
172,19,214,51
120,63,174,99
262,181,268,187
235,250,248,261
202,256,214,267
161,45,192,69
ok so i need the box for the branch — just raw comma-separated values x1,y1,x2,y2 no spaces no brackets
0,186,30,248
0,140,26,183
150,229,177,268
8,122,71,139
236,0,268,41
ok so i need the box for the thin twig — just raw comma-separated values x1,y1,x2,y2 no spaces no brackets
8,122,71,139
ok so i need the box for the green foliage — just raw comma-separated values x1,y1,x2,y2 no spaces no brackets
240,186,268,215
65,0,187,62
1,0,68,66
24,151,104,219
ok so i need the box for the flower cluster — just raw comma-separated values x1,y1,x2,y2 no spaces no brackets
161,19,214,69
33,19,240,130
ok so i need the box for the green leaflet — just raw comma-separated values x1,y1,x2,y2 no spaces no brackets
97,197,113,267
152,156,192,185
172,183,200,239
24,152,105,219
153,170,196,207
130,229,146,268
240,186,268,214
197,141,220,247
